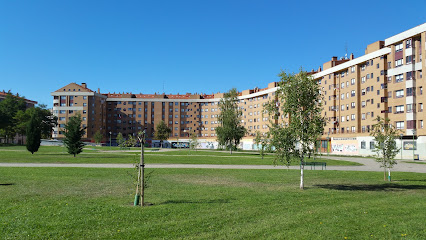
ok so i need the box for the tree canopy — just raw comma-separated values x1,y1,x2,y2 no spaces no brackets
26,112,42,154
215,88,246,154
63,113,85,157
265,70,325,189
370,116,401,181
154,120,171,148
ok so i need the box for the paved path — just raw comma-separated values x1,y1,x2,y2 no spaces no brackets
0,156,425,173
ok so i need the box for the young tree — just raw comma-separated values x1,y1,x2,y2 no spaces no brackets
189,132,199,152
370,116,401,181
93,130,103,145
26,112,41,154
154,120,171,148
63,113,85,157
215,88,247,154
265,70,325,189
126,135,136,147
117,132,125,148
254,131,268,159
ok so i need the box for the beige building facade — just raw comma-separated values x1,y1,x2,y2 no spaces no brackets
51,23,426,157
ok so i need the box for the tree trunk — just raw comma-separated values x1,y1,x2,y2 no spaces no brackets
384,165,386,181
300,154,304,190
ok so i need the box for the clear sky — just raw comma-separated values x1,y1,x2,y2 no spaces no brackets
1,0,426,107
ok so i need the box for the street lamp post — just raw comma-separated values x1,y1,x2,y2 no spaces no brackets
400,134,403,160
109,131,112,150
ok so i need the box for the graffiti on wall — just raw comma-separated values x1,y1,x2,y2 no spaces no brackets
332,144,358,153
403,141,417,150
331,139,358,154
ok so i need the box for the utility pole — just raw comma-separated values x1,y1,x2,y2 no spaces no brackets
134,129,146,207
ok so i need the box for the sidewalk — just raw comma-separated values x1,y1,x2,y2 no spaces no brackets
0,156,425,173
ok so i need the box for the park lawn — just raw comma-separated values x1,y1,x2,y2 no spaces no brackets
403,161,426,165
0,167,425,239
0,146,361,166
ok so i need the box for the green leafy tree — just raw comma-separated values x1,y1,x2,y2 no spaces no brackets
370,116,401,181
154,120,171,148
117,132,125,148
254,131,268,159
0,92,26,143
63,113,85,157
93,130,103,145
126,135,136,147
265,70,325,189
189,133,199,152
15,105,58,140
25,112,41,154
215,88,247,154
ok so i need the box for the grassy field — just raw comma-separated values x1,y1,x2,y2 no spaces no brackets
0,167,425,239
0,146,362,166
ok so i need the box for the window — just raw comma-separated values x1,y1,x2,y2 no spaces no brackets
395,105,404,114
407,87,415,97
396,121,404,129
351,78,355,85
395,42,403,52
419,103,423,112
361,141,366,149
361,76,366,83
83,103,87,106
351,66,355,73
351,90,355,97
407,72,413,80
420,120,424,129
406,55,413,64
59,117,65,121
376,63,380,69
407,104,413,113
395,59,403,67
370,142,375,149
362,113,366,120
351,102,355,108
351,126,356,133
395,90,404,98
362,101,366,108
406,39,412,48
420,87,423,95
351,114,355,120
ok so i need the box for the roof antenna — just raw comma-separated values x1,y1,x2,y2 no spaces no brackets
163,80,165,94
345,42,348,59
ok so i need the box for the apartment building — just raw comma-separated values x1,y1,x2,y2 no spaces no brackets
51,23,426,157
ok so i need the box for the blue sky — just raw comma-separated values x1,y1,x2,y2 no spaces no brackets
1,0,425,107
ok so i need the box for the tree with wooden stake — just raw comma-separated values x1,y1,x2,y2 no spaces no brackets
370,116,401,181
265,70,325,190
134,130,146,206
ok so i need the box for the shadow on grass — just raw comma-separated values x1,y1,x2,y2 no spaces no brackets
0,183,15,186
314,183,426,191
160,198,233,205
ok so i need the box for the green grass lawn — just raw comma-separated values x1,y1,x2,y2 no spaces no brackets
403,161,426,165
0,146,362,166
0,167,424,239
